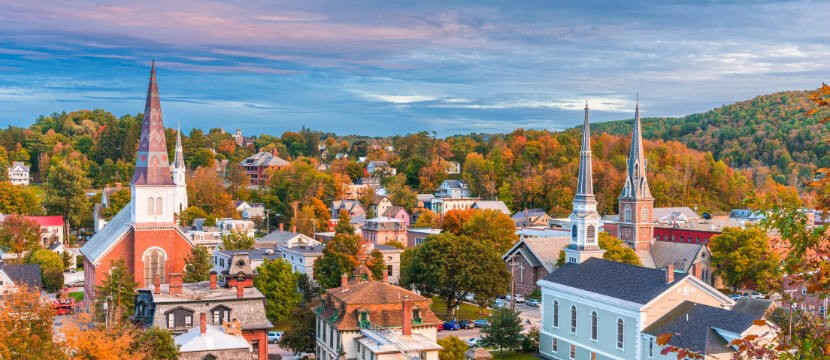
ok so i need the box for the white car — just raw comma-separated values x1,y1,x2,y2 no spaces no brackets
466,337,482,347
505,294,525,303
267,331,282,344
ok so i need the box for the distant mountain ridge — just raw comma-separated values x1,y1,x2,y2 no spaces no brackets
590,90,829,186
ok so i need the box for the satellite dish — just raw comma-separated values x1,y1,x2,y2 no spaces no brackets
702,212,712,220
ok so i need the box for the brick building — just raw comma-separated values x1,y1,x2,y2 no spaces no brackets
240,150,288,187
81,64,192,301
502,236,570,296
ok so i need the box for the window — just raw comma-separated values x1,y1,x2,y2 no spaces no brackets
649,337,654,358
387,265,393,276
586,225,595,245
570,305,577,334
569,344,575,359
252,340,260,360
185,314,192,327
553,301,559,328
624,205,632,222
156,197,162,215
167,314,174,328
143,248,165,286
165,307,194,328
591,352,596,360
147,197,155,216
641,206,648,221
419,352,426,360
591,311,598,341
211,305,231,325
552,338,558,352
802,287,807,295
617,319,624,349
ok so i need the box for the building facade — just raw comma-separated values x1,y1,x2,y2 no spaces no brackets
616,103,655,251
361,217,407,245
7,161,30,185
240,150,288,187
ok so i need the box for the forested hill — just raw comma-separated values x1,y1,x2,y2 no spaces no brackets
591,90,829,186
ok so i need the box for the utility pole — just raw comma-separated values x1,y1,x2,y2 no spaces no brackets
509,254,517,310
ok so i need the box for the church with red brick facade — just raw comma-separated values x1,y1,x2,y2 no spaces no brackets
81,64,192,301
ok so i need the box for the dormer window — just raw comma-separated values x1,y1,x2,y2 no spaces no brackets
412,306,422,324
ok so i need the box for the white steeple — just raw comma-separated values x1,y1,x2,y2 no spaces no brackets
563,102,605,264
172,120,188,218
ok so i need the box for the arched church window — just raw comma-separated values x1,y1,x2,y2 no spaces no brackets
155,197,163,216
571,225,577,242
143,248,166,286
147,197,155,216
624,205,632,222
586,225,596,244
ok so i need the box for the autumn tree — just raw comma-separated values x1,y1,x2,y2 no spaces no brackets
179,205,208,227
413,209,441,228
0,214,41,263
313,233,385,289
63,312,142,360
183,245,212,283
221,230,255,250
103,188,131,220
437,336,467,360
187,167,235,218
598,233,642,266
44,158,91,229
441,209,475,235
95,259,137,325
0,181,43,215
461,209,518,253
254,258,302,324
0,285,62,359
225,161,250,201
709,226,779,291
334,209,355,235
401,233,510,316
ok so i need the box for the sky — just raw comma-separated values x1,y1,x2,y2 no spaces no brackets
0,0,828,136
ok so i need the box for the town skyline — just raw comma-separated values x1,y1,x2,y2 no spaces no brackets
2,0,829,135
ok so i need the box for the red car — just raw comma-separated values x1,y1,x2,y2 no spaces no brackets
437,323,443,331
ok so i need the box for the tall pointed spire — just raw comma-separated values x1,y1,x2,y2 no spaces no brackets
575,101,595,201
174,120,185,170
132,63,174,186
618,97,655,250
620,97,652,199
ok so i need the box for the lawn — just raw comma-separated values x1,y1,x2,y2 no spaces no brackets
429,296,490,321
67,291,84,302
490,350,538,360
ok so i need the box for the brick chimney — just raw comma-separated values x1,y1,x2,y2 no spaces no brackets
341,273,349,292
209,271,217,290
154,274,161,294
382,270,389,283
693,263,702,280
665,264,675,284
402,296,412,336
169,273,183,296
236,280,244,298
200,312,207,334
292,225,297,234
279,223,284,232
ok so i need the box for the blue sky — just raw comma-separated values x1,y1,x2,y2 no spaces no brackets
1,0,828,136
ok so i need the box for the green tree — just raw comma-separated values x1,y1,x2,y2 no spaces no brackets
437,336,467,360
481,307,524,353
0,215,41,263
94,259,137,324
44,158,91,229
27,250,64,292
522,326,540,353
401,233,510,316
334,209,355,235
183,245,212,283
103,188,131,220
131,327,180,360
297,273,322,304
598,233,642,266
385,174,418,212
709,226,779,291
221,230,255,250
313,233,385,289
179,205,208,227
254,258,302,324
461,209,518,253
279,306,317,355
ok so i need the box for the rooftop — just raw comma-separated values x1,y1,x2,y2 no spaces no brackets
138,281,265,303
0,264,41,288
26,215,64,227
175,324,252,353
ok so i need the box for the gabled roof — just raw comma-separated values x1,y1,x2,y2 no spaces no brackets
332,200,366,215
8,161,29,172
367,160,389,167
256,230,317,247
175,324,252,353
0,264,41,288
26,216,64,227
653,207,699,221
241,151,288,167
472,200,511,215
80,204,134,264
643,301,761,355
503,236,570,273
649,241,707,273
541,257,688,304
731,298,776,318
512,208,549,220
381,206,409,218
440,180,467,189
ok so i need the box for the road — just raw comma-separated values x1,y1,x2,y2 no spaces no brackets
437,302,541,341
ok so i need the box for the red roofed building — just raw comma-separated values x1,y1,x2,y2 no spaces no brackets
80,63,192,302
26,216,65,247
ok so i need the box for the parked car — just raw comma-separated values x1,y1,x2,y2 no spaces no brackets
466,337,482,347
443,320,461,331
492,299,508,309
729,293,743,301
742,291,764,299
474,319,490,328
437,323,443,331
525,299,539,307
464,293,476,302
459,320,475,329
267,331,283,344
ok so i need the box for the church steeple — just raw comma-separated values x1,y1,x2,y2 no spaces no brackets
171,121,188,216
132,62,174,186
563,102,605,264
618,97,655,250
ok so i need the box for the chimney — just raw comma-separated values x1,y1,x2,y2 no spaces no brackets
292,225,297,234
154,274,161,294
665,264,675,284
279,223,284,232
236,280,244,298
693,263,702,280
200,312,207,334
402,296,412,336
209,271,217,290
169,273,183,296
382,270,389,283
341,273,349,291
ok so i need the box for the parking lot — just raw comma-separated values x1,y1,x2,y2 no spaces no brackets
437,302,541,341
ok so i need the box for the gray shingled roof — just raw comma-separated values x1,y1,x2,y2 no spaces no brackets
542,257,687,304
504,237,570,273
1,264,41,288
649,241,706,273
731,298,775,318
644,301,759,355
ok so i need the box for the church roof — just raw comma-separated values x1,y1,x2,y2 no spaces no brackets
643,301,760,355
80,203,134,265
503,236,570,273
541,257,688,304
132,63,174,186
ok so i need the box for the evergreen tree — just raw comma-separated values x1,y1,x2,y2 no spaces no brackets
94,259,137,325
334,209,355,235
183,245,212,283
481,307,524,353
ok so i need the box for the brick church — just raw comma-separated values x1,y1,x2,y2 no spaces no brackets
81,63,191,301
